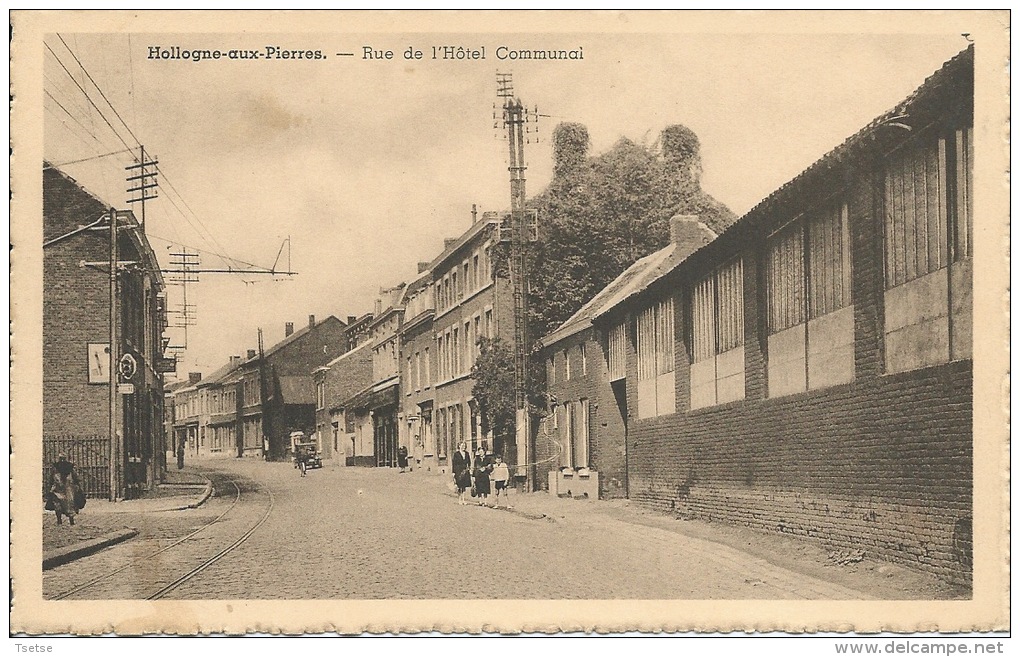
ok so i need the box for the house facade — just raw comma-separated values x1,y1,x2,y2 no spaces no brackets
428,212,513,473
172,315,349,461
584,47,974,582
43,165,168,499
313,340,374,463
398,268,437,471
538,217,716,499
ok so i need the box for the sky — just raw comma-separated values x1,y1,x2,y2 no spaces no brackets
40,29,970,377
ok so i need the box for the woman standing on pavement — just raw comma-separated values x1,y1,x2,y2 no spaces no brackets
48,453,83,526
452,442,473,505
472,447,492,506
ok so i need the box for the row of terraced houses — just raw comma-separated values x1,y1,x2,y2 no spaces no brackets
167,48,974,583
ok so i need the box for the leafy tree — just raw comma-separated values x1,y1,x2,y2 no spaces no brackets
526,122,736,338
471,337,548,452
470,337,516,456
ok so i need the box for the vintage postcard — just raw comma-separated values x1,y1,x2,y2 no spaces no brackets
9,10,1010,636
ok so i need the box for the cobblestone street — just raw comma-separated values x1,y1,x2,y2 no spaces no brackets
44,458,959,600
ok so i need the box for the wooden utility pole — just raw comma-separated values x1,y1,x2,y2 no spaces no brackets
498,73,539,489
108,207,119,500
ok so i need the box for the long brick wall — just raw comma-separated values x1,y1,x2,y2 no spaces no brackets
621,142,973,584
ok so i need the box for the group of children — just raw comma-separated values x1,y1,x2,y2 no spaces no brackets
452,442,512,509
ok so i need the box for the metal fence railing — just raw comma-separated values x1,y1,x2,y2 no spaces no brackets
42,435,111,499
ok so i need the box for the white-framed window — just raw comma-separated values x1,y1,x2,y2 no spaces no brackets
636,297,675,418
562,401,573,468
316,381,325,410
548,356,555,385
690,257,746,409
766,202,854,397
424,347,431,388
564,349,571,381
884,129,972,373
580,343,587,376
574,398,590,468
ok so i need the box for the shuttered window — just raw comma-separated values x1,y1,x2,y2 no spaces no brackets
884,136,947,289
656,297,675,376
608,322,626,381
766,202,854,396
808,204,853,318
884,129,974,373
689,259,745,409
637,299,674,379
766,224,806,334
691,277,715,363
717,259,744,352
636,298,677,418
636,306,657,382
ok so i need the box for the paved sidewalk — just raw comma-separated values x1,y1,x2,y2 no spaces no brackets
414,469,963,599
42,468,213,566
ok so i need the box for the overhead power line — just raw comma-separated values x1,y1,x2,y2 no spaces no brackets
44,41,134,153
56,33,142,149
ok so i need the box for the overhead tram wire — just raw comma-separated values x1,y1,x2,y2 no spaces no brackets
45,148,136,169
153,165,235,262
145,232,284,274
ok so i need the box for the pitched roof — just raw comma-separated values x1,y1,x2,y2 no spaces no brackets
199,359,245,387
256,315,343,362
582,45,972,323
322,340,372,368
542,244,675,346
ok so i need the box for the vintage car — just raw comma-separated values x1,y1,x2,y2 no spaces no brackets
290,431,323,470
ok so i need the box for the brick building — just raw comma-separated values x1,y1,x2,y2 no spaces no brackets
313,340,374,463
575,47,973,582
537,216,715,499
427,211,513,473
174,315,350,461
398,266,437,472
43,164,168,499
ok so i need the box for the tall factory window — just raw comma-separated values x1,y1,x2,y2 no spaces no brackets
884,129,972,372
690,258,745,409
636,297,675,418
767,201,853,396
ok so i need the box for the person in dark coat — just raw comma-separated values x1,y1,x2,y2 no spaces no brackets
397,445,409,473
452,442,472,505
48,453,82,526
472,447,492,506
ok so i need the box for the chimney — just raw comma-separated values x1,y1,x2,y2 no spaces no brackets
471,204,478,224
347,315,356,325
247,349,257,359
444,238,457,249
188,372,202,384
417,262,430,274
230,355,242,367
285,322,294,337
670,214,717,260
309,314,316,329
374,299,383,315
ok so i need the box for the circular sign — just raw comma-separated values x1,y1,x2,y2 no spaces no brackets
119,353,137,381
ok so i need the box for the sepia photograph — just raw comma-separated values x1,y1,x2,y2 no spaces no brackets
9,9,1010,637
